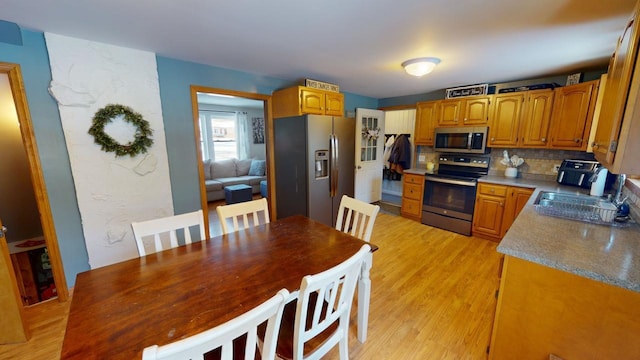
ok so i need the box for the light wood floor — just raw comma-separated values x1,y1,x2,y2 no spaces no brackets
0,212,501,360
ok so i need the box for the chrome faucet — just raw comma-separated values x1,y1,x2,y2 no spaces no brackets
614,173,627,205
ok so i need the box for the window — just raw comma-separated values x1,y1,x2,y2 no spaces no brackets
199,111,238,161
361,116,379,162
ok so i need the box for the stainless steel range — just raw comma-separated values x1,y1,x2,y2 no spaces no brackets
422,153,490,235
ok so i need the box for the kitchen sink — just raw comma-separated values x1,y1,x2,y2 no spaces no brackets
534,191,618,224
535,191,601,207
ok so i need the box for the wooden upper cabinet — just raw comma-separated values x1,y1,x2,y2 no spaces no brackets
300,88,324,115
593,4,640,175
548,80,599,150
438,98,463,126
272,86,344,118
462,96,491,125
438,96,491,126
415,101,439,145
324,92,344,116
488,93,525,146
489,90,554,148
520,89,554,147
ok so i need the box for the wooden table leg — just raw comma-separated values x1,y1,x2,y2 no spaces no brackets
357,253,372,343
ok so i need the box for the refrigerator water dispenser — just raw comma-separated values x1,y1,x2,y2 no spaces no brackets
315,150,329,179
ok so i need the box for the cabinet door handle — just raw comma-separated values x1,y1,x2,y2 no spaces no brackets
574,138,582,143
541,137,546,142
491,137,495,141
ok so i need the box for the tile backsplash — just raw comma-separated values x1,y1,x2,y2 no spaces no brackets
621,180,640,222
487,148,595,179
415,146,595,180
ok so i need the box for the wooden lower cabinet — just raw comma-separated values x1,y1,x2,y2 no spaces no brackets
500,187,534,236
472,183,533,241
400,173,424,221
489,256,640,359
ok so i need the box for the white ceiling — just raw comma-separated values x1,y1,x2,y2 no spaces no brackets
1,0,637,99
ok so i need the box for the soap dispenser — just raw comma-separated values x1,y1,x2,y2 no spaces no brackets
590,167,607,197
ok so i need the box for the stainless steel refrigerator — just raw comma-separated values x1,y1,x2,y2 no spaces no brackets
274,114,355,227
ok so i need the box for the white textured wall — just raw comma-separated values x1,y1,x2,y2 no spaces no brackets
45,33,174,268
384,109,415,137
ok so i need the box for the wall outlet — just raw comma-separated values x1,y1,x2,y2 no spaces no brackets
418,155,426,162
553,164,561,173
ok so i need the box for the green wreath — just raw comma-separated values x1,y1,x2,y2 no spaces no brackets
88,104,153,157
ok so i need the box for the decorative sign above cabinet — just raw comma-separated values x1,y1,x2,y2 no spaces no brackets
304,79,340,93
446,84,488,99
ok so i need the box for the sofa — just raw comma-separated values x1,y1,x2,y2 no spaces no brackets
203,158,266,202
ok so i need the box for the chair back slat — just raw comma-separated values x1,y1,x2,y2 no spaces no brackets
292,245,371,360
335,195,380,242
217,198,270,235
131,210,205,256
142,289,289,360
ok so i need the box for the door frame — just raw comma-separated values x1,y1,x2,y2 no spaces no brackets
189,86,275,232
0,62,69,302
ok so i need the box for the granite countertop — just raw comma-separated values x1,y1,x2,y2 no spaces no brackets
493,179,640,293
404,168,432,176
401,170,640,291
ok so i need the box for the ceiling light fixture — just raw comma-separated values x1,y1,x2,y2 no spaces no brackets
402,57,441,77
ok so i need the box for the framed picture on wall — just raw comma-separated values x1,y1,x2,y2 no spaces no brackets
252,117,265,144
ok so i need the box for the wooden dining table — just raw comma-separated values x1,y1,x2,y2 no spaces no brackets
60,215,377,359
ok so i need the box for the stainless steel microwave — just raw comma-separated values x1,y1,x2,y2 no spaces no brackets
433,126,490,154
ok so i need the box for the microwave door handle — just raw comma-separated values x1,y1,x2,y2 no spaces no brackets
467,133,473,150
425,176,476,187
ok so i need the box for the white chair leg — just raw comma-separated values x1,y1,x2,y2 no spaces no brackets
339,331,349,360
357,253,372,343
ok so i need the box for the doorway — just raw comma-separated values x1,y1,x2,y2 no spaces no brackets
0,63,68,310
189,86,273,235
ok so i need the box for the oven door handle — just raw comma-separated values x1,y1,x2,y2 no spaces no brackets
425,176,476,187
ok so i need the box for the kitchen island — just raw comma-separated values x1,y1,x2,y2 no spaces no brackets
488,181,640,359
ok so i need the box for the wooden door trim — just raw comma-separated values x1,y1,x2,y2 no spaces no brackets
0,62,69,302
189,86,275,223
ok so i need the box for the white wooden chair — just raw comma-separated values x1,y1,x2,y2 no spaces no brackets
272,245,371,360
131,210,205,256
216,198,270,235
335,195,380,242
142,288,289,360
334,195,379,342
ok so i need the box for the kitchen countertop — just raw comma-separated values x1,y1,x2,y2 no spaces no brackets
405,170,640,292
491,178,640,293
403,168,433,176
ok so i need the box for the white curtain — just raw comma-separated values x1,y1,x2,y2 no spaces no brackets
236,111,250,159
